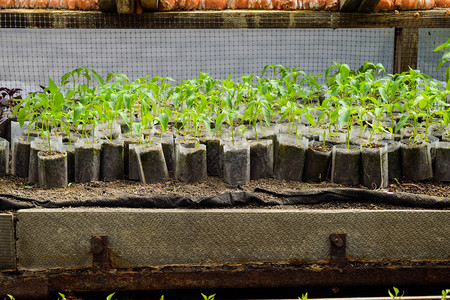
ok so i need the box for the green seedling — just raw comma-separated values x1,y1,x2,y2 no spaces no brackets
388,286,404,300
434,38,450,90
57,293,67,300
442,289,449,300
299,292,308,300
201,293,216,300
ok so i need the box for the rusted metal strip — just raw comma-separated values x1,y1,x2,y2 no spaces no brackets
92,235,112,272
0,276,48,299
1,263,449,298
329,233,347,269
27,264,450,292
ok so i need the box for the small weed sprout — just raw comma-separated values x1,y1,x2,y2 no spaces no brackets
299,292,308,300
388,286,404,300
57,293,67,300
442,289,450,300
201,293,216,300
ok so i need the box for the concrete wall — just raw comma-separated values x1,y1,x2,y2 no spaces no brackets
0,213,15,271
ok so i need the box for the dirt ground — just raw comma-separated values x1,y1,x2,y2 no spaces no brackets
1,173,449,210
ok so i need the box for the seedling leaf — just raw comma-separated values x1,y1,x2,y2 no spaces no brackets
395,113,409,132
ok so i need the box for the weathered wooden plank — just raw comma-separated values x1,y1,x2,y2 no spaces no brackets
393,27,419,73
0,9,449,29
331,9,450,28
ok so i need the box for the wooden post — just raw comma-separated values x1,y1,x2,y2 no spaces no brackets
393,27,419,74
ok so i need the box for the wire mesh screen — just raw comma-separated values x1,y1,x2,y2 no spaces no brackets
418,28,450,83
0,28,394,90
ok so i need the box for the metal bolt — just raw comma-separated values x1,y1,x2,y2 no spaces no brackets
330,234,344,248
92,236,104,255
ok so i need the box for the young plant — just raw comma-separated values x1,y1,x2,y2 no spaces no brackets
73,96,102,142
132,122,145,144
304,72,324,105
442,289,449,300
141,106,155,147
388,287,404,300
337,98,355,148
147,76,175,110
103,92,129,141
242,78,270,141
57,293,67,300
434,38,450,90
299,293,308,300
261,64,287,80
201,293,216,300
154,108,170,141
60,67,104,100
218,75,242,146
184,107,212,147
18,78,69,153
315,97,339,147
277,97,302,137
325,62,355,99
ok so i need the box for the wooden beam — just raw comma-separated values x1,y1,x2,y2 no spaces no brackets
0,9,449,29
393,27,419,73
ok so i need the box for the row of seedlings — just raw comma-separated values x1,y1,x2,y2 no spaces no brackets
3,63,450,188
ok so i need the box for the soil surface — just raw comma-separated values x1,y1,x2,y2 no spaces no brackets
1,174,449,210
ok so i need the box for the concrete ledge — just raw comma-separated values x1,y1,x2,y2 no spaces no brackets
15,209,450,271
0,213,16,271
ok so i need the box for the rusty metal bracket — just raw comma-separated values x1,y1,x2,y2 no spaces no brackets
91,235,112,272
329,233,347,269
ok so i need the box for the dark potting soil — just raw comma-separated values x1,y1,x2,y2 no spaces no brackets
38,150,66,157
0,174,449,210
309,144,332,152
362,143,385,148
